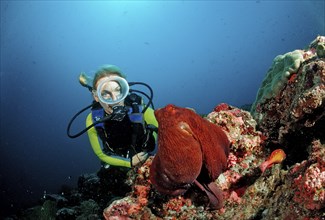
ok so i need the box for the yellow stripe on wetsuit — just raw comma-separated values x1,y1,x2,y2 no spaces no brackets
86,107,158,168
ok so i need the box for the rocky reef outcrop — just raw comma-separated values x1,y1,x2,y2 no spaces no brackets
251,36,325,146
101,103,324,219
101,36,325,219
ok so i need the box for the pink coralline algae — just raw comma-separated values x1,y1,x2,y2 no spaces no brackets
207,103,266,156
103,199,132,220
206,103,267,194
259,140,325,219
293,165,325,210
103,159,154,219
292,140,325,211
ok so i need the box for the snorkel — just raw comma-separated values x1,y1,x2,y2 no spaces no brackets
67,72,155,139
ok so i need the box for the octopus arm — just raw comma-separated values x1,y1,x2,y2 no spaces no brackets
198,120,230,180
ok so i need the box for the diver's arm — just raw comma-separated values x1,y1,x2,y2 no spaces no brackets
144,107,158,139
142,107,158,154
86,113,131,168
143,107,158,127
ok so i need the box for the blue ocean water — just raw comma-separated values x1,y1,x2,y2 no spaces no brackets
0,1,324,217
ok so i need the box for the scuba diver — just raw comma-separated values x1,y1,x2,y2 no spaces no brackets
67,64,158,169
67,65,158,203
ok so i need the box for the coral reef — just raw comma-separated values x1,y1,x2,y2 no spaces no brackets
251,36,325,147
262,140,325,219
101,102,324,219
5,36,325,220
100,36,325,219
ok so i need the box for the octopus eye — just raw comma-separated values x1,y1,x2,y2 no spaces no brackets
178,122,193,136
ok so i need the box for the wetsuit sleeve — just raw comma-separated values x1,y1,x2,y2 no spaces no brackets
143,107,158,141
86,113,131,168
143,107,158,127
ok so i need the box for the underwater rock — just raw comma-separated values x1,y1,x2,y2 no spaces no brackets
42,193,68,207
18,200,57,220
251,36,325,146
260,140,325,219
6,169,128,219
77,173,101,199
56,208,77,220
76,199,101,220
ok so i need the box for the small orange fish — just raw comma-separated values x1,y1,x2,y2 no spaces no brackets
260,149,286,173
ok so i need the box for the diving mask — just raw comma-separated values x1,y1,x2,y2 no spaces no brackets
96,76,129,105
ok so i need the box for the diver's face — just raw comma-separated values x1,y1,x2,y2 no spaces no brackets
93,76,125,114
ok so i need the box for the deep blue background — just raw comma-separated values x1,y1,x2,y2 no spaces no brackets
1,0,324,216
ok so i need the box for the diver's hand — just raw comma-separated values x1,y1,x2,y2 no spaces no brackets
131,152,149,167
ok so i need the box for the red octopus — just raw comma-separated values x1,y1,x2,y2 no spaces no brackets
150,104,230,209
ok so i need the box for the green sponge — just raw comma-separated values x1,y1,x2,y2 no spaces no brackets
251,50,304,116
